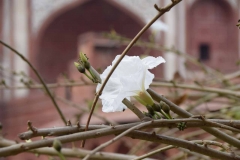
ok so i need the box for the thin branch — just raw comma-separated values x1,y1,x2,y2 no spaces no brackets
18,124,107,140
147,88,240,149
82,122,151,160
1,127,240,159
128,130,239,160
151,82,240,97
0,81,89,90
191,115,240,133
0,138,153,160
122,98,150,121
82,0,182,147
0,40,67,124
133,145,176,160
192,140,230,151
18,118,240,140
133,140,230,160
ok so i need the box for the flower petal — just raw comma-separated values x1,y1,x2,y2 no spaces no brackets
112,55,143,76
97,55,166,113
98,77,122,99
144,71,154,90
102,96,130,112
141,56,166,69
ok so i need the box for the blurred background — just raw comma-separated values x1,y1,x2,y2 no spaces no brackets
0,0,240,159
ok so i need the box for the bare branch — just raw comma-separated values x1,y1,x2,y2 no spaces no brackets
2,128,239,159
147,89,240,149
0,40,67,124
0,138,153,160
18,119,240,140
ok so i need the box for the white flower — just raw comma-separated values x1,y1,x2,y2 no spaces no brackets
97,55,166,112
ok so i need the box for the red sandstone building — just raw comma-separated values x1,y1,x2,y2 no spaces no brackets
0,0,240,159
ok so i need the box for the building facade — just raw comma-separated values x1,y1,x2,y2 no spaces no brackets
0,0,240,159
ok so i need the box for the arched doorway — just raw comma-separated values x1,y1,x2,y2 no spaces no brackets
187,0,238,73
33,0,151,82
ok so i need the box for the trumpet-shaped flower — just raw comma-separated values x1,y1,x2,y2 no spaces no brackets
97,55,165,112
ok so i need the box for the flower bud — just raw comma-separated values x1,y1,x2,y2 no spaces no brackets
160,101,170,115
79,52,90,69
53,139,62,152
152,103,161,112
74,62,85,73
146,105,155,116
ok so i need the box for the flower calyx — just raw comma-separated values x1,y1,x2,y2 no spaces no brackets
134,90,154,107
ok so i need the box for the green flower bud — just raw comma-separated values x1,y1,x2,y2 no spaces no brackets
146,105,155,117
74,62,85,73
152,103,161,112
53,139,62,152
160,101,170,115
79,52,90,69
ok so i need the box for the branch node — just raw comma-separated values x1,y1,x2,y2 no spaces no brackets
96,132,100,135
66,120,72,126
151,131,156,136
48,132,54,136
77,121,81,128
154,4,162,12
27,121,38,133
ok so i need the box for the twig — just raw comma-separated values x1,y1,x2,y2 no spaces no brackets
192,140,230,151
0,81,90,90
133,145,175,160
134,140,230,160
1,127,240,159
82,0,182,147
191,115,240,133
18,124,107,140
128,130,239,160
27,121,38,133
187,85,240,111
0,40,67,124
82,122,151,160
147,88,240,149
18,118,240,140
0,138,151,160
151,82,240,97
122,98,150,121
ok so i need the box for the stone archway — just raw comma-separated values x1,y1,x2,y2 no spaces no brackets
187,0,238,73
33,0,150,82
